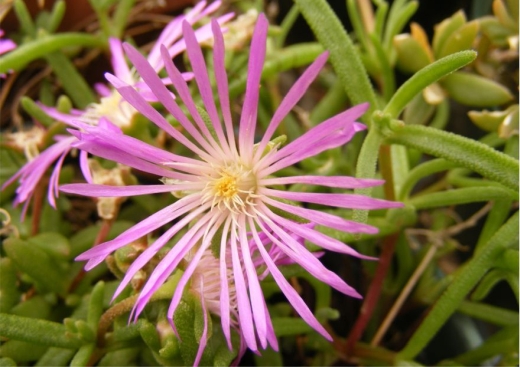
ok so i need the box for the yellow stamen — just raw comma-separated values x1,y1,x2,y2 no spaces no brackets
214,176,238,198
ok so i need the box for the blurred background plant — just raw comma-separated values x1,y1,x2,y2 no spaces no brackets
0,0,518,366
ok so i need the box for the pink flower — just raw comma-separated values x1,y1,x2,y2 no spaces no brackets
0,29,16,56
61,13,402,361
2,1,231,216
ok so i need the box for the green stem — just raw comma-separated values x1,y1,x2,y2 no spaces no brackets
47,0,66,33
353,127,384,224
373,0,389,40
13,0,36,36
384,51,477,118
113,0,136,38
453,324,519,366
370,33,395,101
385,124,519,191
383,1,418,55
398,211,519,360
398,159,457,200
0,314,84,349
0,33,105,74
428,98,450,129
346,0,370,52
276,5,300,48
294,0,379,122
457,300,519,326
409,187,516,209
45,52,96,108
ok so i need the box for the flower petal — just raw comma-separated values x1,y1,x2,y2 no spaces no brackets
249,218,332,341
211,19,237,155
76,195,203,268
182,20,230,155
254,52,329,161
260,175,384,189
239,13,268,160
263,196,378,234
60,183,202,197
262,188,403,210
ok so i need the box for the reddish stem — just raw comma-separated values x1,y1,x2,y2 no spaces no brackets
30,179,46,236
345,233,399,353
68,219,113,292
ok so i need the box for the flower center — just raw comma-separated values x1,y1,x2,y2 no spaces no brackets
203,162,257,214
214,176,238,199
82,91,137,128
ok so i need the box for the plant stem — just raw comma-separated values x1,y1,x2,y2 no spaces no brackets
345,233,400,353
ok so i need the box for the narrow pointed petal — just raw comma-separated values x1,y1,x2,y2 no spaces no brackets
60,183,202,197
249,218,332,341
219,217,233,349
76,195,203,266
264,206,376,260
254,52,329,161
211,20,236,153
262,188,403,210
113,204,211,300
135,214,214,318
105,72,213,160
239,13,269,159
159,45,224,158
119,45,218,159
194,283,209,367
262,122,366,175
182,21,229,154
260,175,384,189
262,196,379,234
229,222,258,351
47,149,68,208
256,212,362,298
109,37,132,83
260,103,369,172
238,215,268,348
79,150,92,184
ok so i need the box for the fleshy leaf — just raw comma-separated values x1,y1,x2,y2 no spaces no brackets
432,10,466,57
394,33,432,73
437,20,479,58
442,71,513,107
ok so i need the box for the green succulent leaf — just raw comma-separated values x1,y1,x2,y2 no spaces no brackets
394,34,432,73
432,10,467,57
442,71,513,107
437,20,479,58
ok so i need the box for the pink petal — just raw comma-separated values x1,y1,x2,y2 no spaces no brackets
109,37,132,83
229,221,258,351
113,203,212,300
256,212,362,298
254,52,329,161
182,21,230,155
263,206,376,260
119,45,218,159
260,175,384,189
238,215,268,349
262,196,379,234
260,103,369,172
194,280,209,367
211,19,237,155
262,188,403,210
158,45,224,158
60,183,202,197
239,13,269,160
248,218,332,341
76,194,203,268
